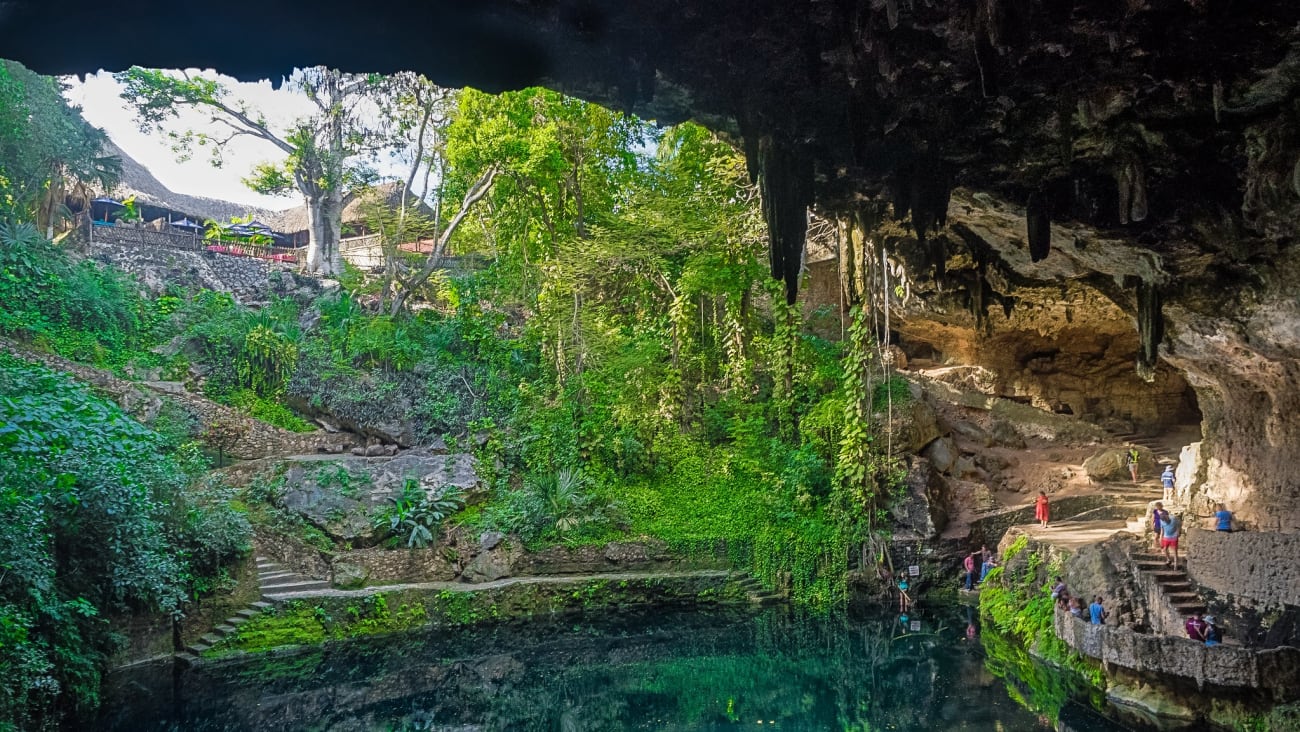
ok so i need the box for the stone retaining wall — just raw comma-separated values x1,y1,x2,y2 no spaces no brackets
89,241,273,301
1185,528,1300,609
1054,610,1300,697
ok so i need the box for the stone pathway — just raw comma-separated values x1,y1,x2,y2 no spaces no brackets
177,556,777,663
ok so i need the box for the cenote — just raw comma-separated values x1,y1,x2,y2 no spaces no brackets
91,606,1130,732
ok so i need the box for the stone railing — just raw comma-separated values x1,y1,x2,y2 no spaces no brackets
1054,609,1300,696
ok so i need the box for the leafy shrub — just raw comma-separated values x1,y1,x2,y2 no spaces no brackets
377,480,464,548
0,358,250,726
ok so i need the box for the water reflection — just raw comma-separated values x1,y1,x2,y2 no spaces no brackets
91,605,1130,731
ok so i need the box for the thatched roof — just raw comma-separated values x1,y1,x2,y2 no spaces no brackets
263,182,434,235
103,139,278,224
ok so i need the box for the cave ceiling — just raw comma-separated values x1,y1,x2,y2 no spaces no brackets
3,0,1299,299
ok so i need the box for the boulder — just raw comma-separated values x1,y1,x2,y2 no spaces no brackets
461,535,523,582
923,437,957,474
272,450,483,546
332,562,370,590
989,419,1027,449
950,420,994,447
1084,446,1154,483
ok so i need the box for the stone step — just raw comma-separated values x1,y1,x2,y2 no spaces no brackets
235,608,260,619
260,575,318,588
226,616,249,626
255,561,280,570
262,582,333,597
255,556,271,562
1165,592,1202,602
258,571,297,581
750,595,785,607
1160,582,1193,593
261,579,331,591
250,601,274,610
184,643,210,655
214,624,237,635
175,652,200,666
198,633,222,646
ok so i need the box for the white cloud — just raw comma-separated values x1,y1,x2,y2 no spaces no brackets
63,70,317,211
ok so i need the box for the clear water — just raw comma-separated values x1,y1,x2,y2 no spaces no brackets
90,605,1131,731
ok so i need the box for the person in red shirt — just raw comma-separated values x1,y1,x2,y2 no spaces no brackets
1185,612,1207,642
1035,491,1050,528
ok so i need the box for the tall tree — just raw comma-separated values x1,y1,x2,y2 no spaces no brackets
116,66,384,275
0,61,120,232
361,78,497,315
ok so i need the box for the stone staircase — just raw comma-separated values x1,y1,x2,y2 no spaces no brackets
732,575,785,607
178,556,330,663
1130,551,1207,618
256,555,331,600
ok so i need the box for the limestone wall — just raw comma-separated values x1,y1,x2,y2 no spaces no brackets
1054,610,1300,696
1185,528,1300,609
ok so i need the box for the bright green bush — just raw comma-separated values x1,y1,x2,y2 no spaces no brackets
0,356,251,727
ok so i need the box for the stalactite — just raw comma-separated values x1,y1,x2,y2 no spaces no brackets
1135,279,1163,383
755,135,814,304
1026,191,1051,262
1116,157,1148,224
890,157,952,241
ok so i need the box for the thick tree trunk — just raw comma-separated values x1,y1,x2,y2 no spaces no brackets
304,189,344,275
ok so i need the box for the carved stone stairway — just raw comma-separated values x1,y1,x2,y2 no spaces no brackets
177,556,329,663
730,575,784,607
1130,551,1207,618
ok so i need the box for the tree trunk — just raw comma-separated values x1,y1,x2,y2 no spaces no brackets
304,189,344,275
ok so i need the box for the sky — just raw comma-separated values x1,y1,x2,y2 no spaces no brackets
63,70,319,211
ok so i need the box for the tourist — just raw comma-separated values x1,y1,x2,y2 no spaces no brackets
1050,576,1067,601
963,551,977,591
980,545,993,570
1161,464,1176,494
1057,590,1072,611
1160,509,1182,568
1128,447,1141,482
897,576,912,612
1185,612,1207,642
980,554,997,583
1204,616,1222,646
1151,501,1165,550
1089,595,1107,625
1036,491,1050,529
1214,503,1233,532
1069,597,1085,618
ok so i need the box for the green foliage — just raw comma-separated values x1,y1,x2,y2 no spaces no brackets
0,221,152,366
0,61,120,226
378,480,464,548
978,541,1104,725
209,595,429,655
0,358,250,726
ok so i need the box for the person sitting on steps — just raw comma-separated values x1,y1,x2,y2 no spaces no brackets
1203,616,1222,646
1185,611,1207,642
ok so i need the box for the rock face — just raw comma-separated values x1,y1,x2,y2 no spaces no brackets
271,450,483,546
6,1,1300,529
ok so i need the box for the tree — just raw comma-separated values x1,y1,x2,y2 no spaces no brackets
0,61,121,232
116,67,384,275
360,78,498,315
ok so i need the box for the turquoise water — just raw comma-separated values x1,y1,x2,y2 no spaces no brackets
91,605,1129,731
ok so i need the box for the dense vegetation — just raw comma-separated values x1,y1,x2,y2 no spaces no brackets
0,64,907,726
0,355,251,728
